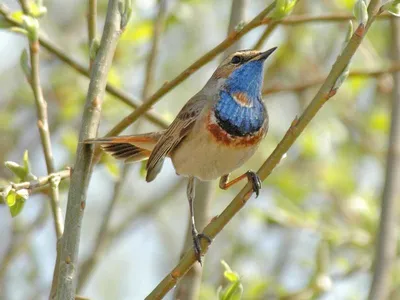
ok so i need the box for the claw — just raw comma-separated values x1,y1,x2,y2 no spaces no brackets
192,228,212,265
246,171,261,197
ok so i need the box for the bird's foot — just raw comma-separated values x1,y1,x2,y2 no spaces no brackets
246,171,262,197
192,228,212,265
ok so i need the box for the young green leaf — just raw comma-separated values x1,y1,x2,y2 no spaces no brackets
6,189,17,207
20,49,31,80
9,194,26,217
354,0,368,25
5,161,28,180
28,2,47,18
271,0,297,20
22,15,39,41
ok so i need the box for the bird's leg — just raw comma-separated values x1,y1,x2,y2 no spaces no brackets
219,171,262,197
187,176,211,264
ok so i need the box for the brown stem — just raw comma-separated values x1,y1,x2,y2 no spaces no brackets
145,1,382,298
0,169,70,194
54,1,125,298
88,0,97,68
27,21,64,239
368,17,400,300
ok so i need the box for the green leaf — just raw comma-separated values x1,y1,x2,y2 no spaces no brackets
89,38,100,60
353,0,368,25
10,11,24,23
23,150,30,174
28,2,47,18
224,271,239,282
4,151,36,181
20,49,31,80
6,189,17,207
5,161,28,181
9,194,26,217
22,15,39,41
220,281,243,300
381,1,400,16
219,260,243,300
271,0,297,20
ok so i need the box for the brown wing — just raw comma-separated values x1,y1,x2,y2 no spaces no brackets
145,93,208,182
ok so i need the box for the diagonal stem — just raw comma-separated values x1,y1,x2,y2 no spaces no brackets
54,0,126,298
25,12,64,240
145,1,382,299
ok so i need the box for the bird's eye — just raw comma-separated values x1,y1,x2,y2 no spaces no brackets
231,55,242,64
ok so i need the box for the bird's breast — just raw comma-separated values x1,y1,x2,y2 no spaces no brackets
206,111,267,147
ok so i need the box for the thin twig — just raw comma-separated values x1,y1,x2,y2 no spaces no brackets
262,62,400,95
77,1,168,289
54,1,126,298
0,4,169,129
26,11,64,239
145,1,382,298
368,17,400,300
0,168,70,193
223,0,247,55
142,0,167,99
88,0,97,68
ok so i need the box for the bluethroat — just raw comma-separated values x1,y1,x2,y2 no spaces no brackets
86,47,277,263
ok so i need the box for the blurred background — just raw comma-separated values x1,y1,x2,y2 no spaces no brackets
0,0,399,299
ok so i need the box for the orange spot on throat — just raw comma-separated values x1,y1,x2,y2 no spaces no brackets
233,92,251,106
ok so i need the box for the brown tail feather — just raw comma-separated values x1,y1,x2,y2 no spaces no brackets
84,132,164,152
101,143,151,163
84,132,163,163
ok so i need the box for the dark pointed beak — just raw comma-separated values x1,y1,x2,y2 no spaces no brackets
256,47,278,61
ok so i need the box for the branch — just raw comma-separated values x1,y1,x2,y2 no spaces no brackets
223,0,247,55
368,17,400,300
262,62,400,95
145,1,382,298
142,0,167,99
280,11,390,24
0,169,70,194
23,9,64,239
0,4,169,130
78,1,168,291
87,0,97,68
54,1,126,298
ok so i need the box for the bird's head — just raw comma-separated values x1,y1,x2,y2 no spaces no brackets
211,47,277,98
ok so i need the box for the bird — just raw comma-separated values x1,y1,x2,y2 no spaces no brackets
85,47,277,263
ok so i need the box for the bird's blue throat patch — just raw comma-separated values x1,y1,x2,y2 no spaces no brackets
214,60,266,136
215,90,265,136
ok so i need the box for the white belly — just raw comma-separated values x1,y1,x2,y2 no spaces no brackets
171,122,259,181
